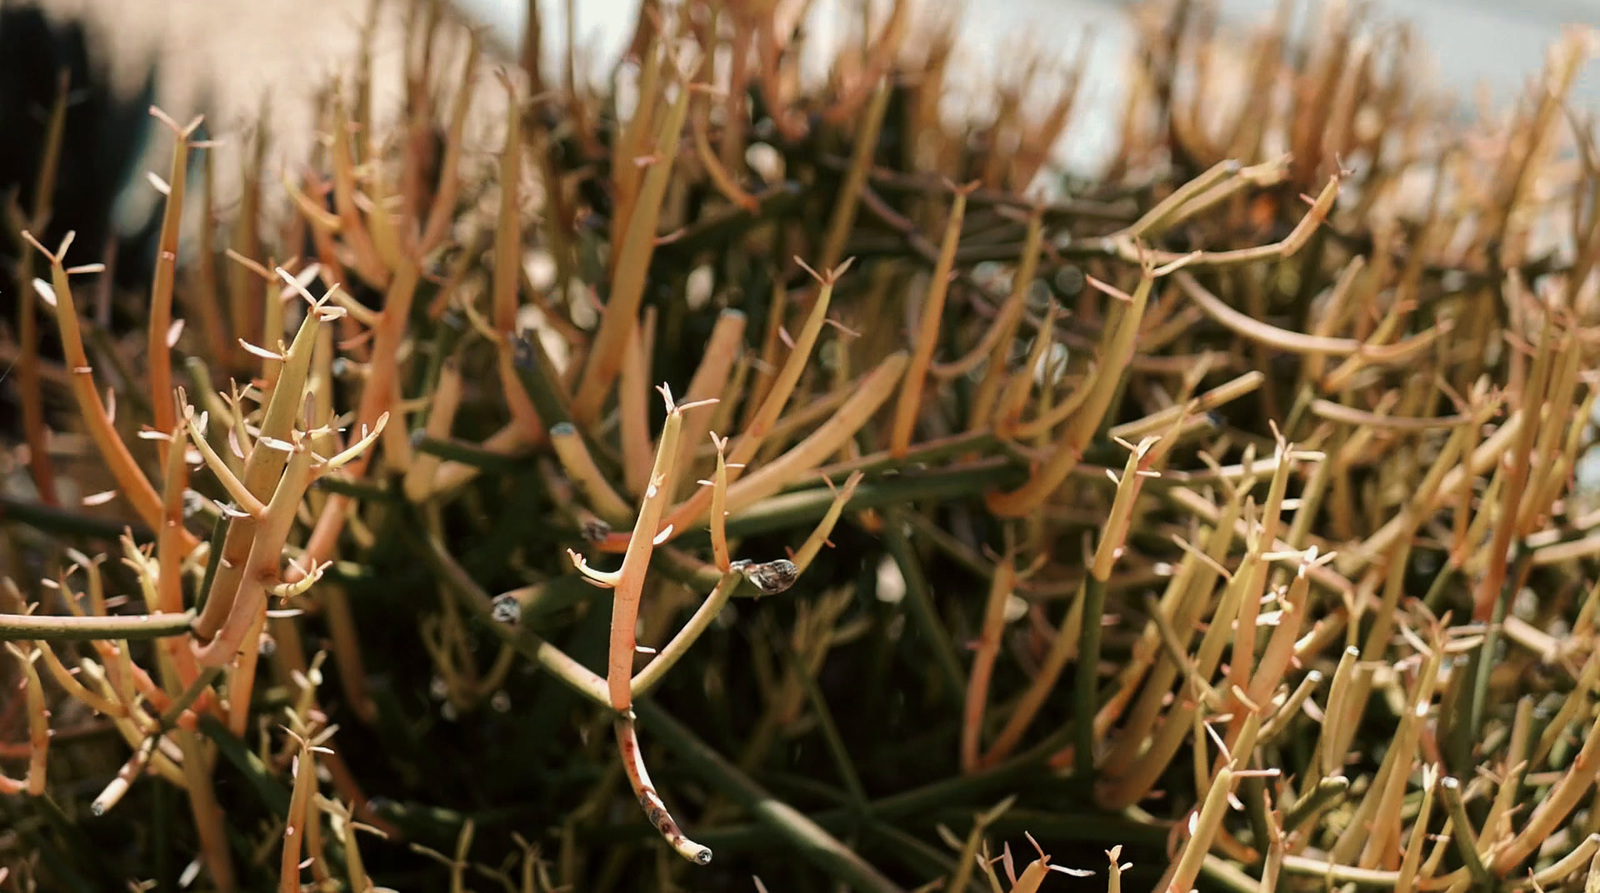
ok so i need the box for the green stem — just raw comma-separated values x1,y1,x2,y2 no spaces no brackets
194,512,228,616
786,643,868,807
1470,548,1528,746
726,459,1028,540
0,610,195,642
655,181,804,262
1240,775,1272,857
632,698,907,893
861,819,966,887
411,434,527,471
199,714,290,814
1439,776,1495,891
312,475,399,502
510,332,575,429
1282,776,1350,834
1,795,99,893
688,801,1165,854
1441,652,1478,778
812,431,1000,480
0,496,155,543
159,667,224,728
412,528,611,710
882,510,967,709
1421,560,1461,616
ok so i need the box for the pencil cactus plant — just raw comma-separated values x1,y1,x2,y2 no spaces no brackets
2,1,1600,892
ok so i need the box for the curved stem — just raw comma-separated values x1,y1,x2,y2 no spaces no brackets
615,717,713,865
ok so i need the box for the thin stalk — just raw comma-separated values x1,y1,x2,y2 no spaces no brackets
962,554,1016,772
24,231,188,549
1282,776,1350,835
1491,699,1600,873
416,529,609,709
787,644,868,807
631,572,741,697
818,84,894,272
192,271,330,641
290,256,421,582
1074,574,1106,779
980,579,1086,766
16,71,70,504
884,509,967,708
890,185,972,457
657,260,859,538
280,732,321,893
0,611,196,642
665,309,747,505
573,68,694,423
1394,768,1438,893
1439,777,1493,889
146,110,202,456
550,422,634,526
633,699,907,893
6,645,49,794
988,263,1158,517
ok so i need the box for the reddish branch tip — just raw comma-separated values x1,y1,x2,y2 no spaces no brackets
794,255,856,287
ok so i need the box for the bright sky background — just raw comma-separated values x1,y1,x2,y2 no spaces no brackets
450,0,1599,174
452,0,1597,100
